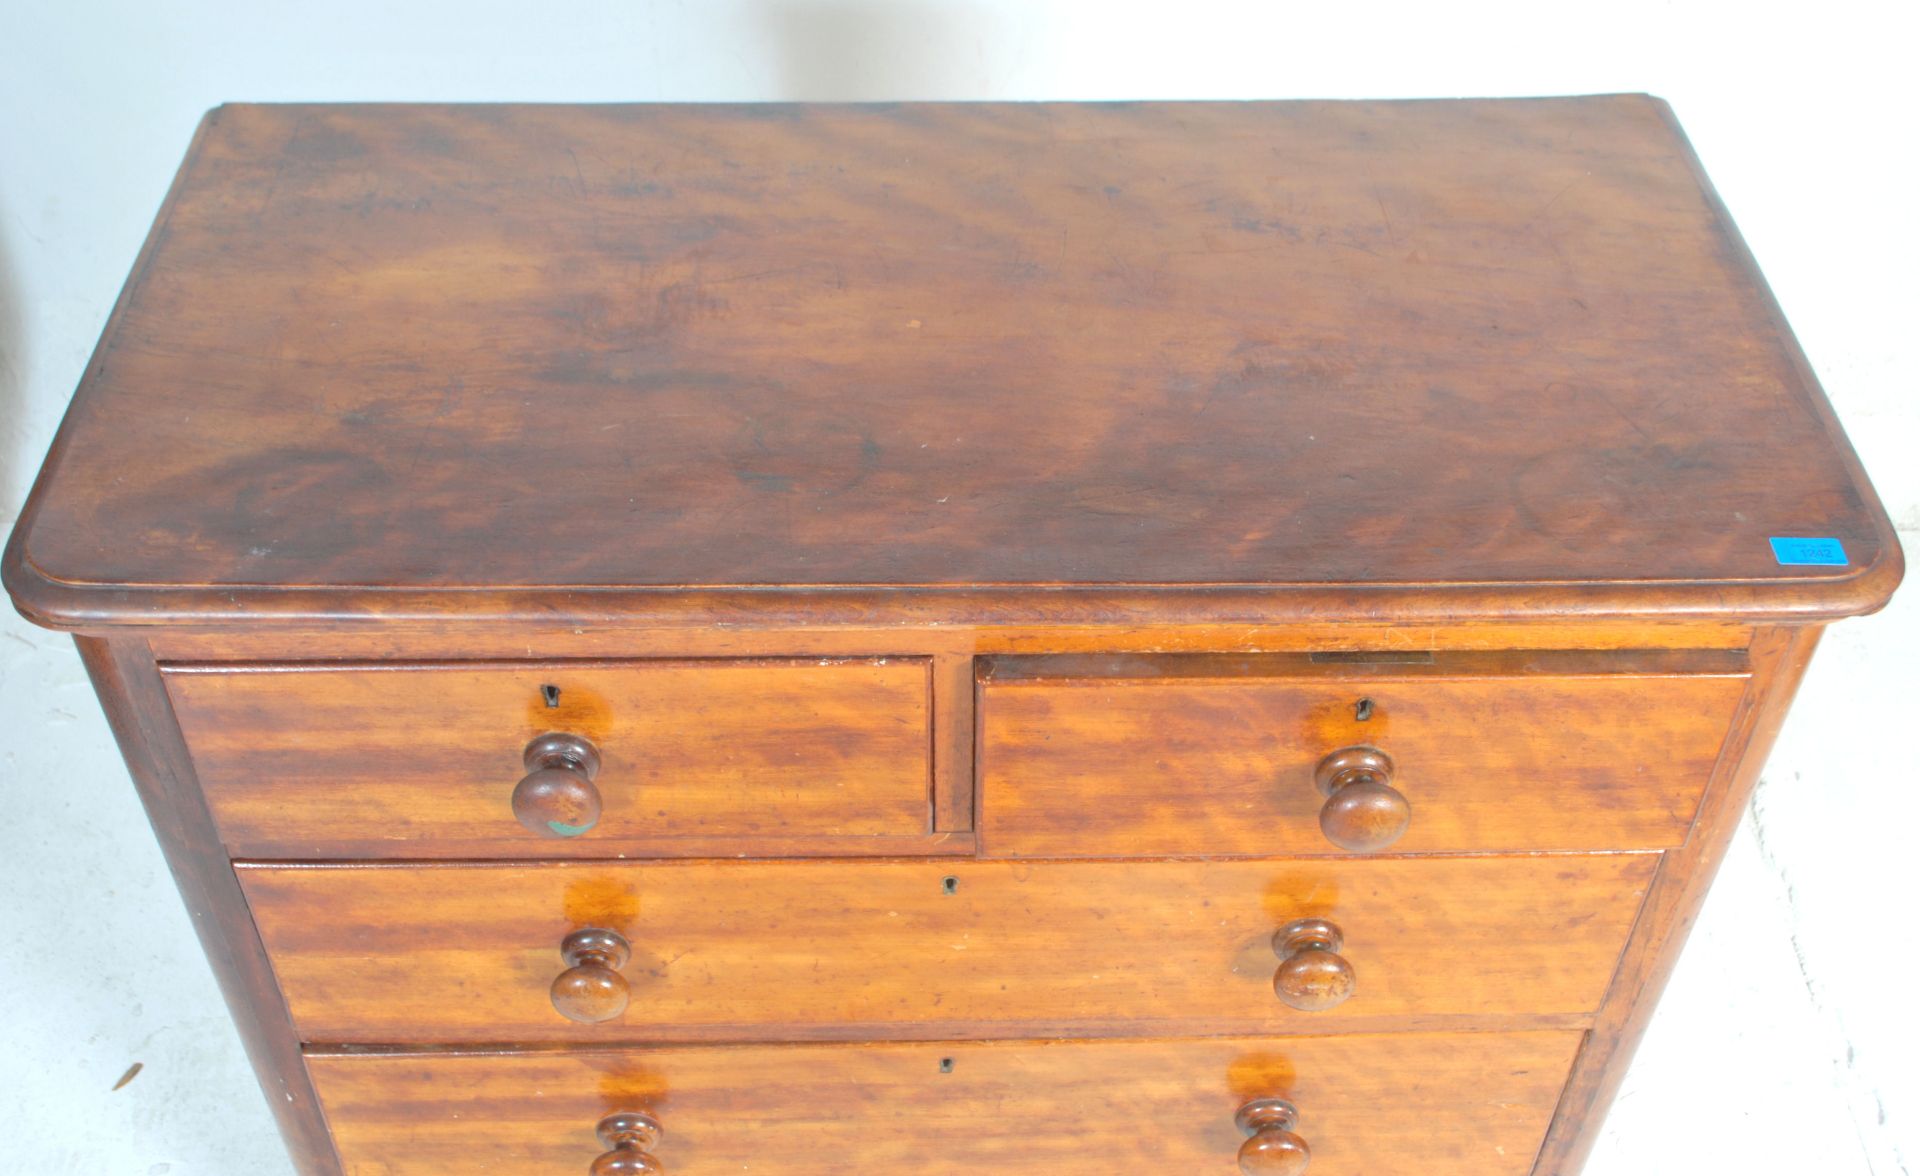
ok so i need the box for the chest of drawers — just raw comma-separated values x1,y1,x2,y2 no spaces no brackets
4,97,1900,1175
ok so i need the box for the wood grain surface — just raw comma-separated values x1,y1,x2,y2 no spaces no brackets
78,638,343,1174
165,658,934,857
242,855,1655,1044
4,98,1901,1176
1533,626,1821,1173
308,1031,1581,1175
140,620,1760,663
982,650,1748,856
5,98,1900,630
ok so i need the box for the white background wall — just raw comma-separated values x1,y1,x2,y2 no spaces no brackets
2,2,1915,1172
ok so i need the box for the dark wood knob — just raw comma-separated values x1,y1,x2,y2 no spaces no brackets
1313,746,1409,851
590,1111,664,1175
1271,917,1355,1011
513,733,604,837
1236,1098,1310,1175
552,928,630,1023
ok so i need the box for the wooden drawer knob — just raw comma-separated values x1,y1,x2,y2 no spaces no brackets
1236,1098,1310,1175
1314,746,1409,852
1271,917,1355,1011
513,733,604,837
552,928,630,1023
590,1111,664,1175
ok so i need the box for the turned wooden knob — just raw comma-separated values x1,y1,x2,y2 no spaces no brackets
1236,1098,1310,1175
1271,917,1355,1011
552,928,630,1023
1313,746,1409,851
513,733,604,837
590,1111,664,1175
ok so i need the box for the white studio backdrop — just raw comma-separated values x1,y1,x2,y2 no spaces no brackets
1,2,1914,1173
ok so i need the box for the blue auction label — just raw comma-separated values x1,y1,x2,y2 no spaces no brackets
1769,537,1848,566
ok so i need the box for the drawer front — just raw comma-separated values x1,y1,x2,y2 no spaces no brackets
166,659,934,857
311,1031,1580,1174
981,651,1748,857
243,855,1654,1044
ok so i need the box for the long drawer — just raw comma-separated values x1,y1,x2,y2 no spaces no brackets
310,1031,1582,1174
981,650,1748,857
165,658,937,858
243,855,1655,1044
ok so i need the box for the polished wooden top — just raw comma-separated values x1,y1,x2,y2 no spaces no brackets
5,97,1899,628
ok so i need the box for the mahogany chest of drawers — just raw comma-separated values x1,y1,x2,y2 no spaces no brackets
4,98,1900,1174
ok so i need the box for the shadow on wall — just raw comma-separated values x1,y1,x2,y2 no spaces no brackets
0,215,24,528
763,0,1014,101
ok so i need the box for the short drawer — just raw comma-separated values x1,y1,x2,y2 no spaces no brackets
311,1030,1580,1174
242,854,1654,1044
166,658,935,858
981,650,1749,857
